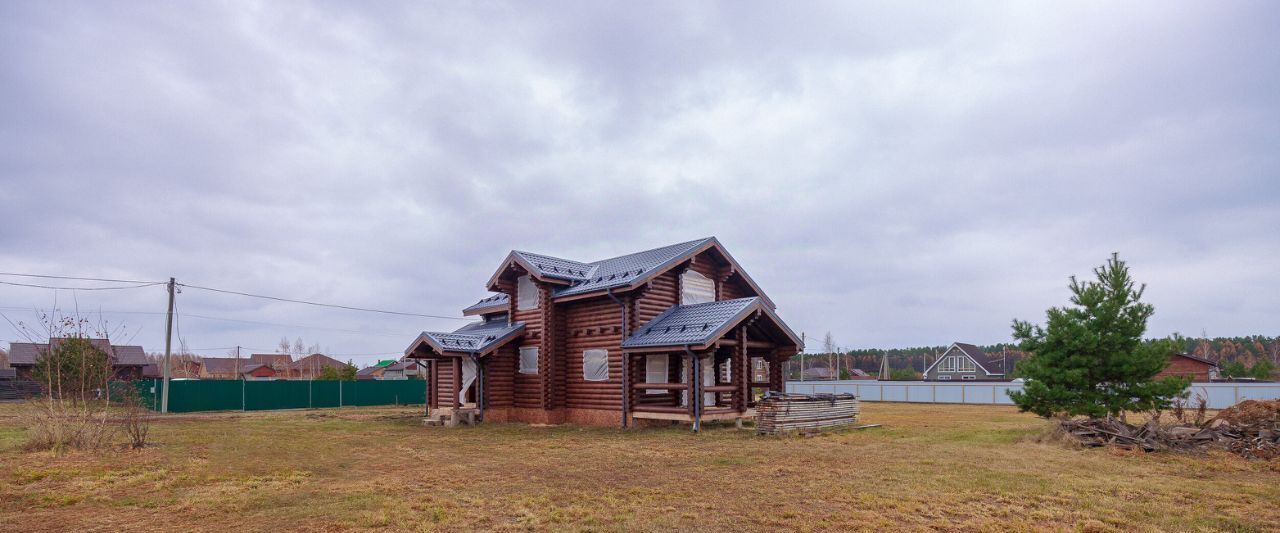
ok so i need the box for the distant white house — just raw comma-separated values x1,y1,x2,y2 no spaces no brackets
922,343,1008,381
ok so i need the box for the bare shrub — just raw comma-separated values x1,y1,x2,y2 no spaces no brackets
15,311,120,454
116,385,151,449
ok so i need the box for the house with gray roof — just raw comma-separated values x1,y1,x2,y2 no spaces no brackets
922,342,1008,381
6,338,149,380
405,237,802,429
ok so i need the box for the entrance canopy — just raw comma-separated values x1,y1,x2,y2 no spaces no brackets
621,297,802,354
405,320,525,359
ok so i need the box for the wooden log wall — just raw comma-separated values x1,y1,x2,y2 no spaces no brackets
635,269,678,324
562,296,624,410
434,358,457,407
484,345,516,408
499,273,546,410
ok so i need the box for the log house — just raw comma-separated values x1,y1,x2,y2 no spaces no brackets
405,237,803,429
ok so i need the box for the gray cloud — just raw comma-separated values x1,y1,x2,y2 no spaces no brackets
1,1,1277,364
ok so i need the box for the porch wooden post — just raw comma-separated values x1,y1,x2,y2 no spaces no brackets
427,360,435,411
768,349,783,393
736,326,749,412
452,357,462,409
686,352,696,416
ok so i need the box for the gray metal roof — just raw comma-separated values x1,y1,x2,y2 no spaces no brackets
554,238,713,298
622,297,760,349
462,292,509,315
512,251,595,281
407,319,525,356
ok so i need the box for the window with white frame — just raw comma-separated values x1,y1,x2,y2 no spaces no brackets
681,269,715,305
517,275,538,311
519,346,539,374
938,354,975,373
645,354,668,395
962,375,976,380
938,375,952,380
583,349,609,381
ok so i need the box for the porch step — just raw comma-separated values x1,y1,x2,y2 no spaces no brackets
422,408,479,427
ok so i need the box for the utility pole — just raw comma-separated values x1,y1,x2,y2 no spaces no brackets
161,277,175,414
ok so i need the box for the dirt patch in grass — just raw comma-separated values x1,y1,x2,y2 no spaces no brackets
0,402,1276,531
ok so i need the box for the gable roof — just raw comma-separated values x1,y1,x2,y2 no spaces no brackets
462,293,509,316
291,353,348,370
7,339,148,366
485,237,776,308
923,343,1006,375
405,319,526,358
201,357,249,374
621,297,802,351
1173,352,1219,367
249,353,293,366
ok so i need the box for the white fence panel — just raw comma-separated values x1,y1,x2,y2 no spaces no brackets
787,381,1280,409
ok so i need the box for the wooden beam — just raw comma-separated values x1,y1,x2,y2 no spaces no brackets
632,382,690,390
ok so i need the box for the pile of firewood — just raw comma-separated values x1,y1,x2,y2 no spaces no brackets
1060,400,1280,459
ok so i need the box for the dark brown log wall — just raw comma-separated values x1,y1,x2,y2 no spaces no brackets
435,359,456,407
563,296,624,410
485,345,516,408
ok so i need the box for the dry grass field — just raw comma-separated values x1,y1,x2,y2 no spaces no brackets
1,402,1276,532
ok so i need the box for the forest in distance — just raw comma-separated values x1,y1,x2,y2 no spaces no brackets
792,336,1279,380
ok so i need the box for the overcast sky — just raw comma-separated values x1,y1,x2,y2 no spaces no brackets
1,1,1277,366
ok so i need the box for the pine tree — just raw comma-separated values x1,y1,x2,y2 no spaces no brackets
1008,253,1188,418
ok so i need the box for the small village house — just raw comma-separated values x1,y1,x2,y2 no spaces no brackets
379,360,423,380
922,342,1008,381
405,237,802,428
356,359,397,380
199,357,251,379
249,353,293,375
241,363,279,381
6,339,149,380
1156,353,1220,382
291,353,349,379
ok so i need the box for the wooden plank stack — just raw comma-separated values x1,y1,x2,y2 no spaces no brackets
756,392,859,435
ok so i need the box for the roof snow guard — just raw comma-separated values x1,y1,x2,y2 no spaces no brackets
405,320,525,358
621,297,802,352
462,293,509,316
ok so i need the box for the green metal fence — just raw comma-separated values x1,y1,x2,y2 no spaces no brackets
136,379,426,413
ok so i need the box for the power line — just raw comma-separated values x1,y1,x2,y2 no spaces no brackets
177,282,470,320
0,272,163,284
0,280,165,291
179,313,417,338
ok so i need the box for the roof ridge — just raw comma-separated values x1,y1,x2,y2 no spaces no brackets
585,237,714,265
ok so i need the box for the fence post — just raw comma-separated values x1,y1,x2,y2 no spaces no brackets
932,384,936,403
242,379,246,411
339,380,343,408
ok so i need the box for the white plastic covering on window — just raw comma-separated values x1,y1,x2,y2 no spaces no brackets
459,357,477,405
645,354,668,395
720,358,732,383
681,269,715,305
519,346,539,374
583,349,609,381
517,275,538,310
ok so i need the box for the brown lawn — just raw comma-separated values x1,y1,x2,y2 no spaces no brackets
0,402,1276,532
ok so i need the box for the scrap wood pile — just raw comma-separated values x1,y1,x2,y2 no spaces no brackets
756,392,858,435
1061,400,1280,459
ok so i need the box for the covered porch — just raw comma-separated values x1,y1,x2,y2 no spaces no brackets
403,320,525,423
621,297,801,431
